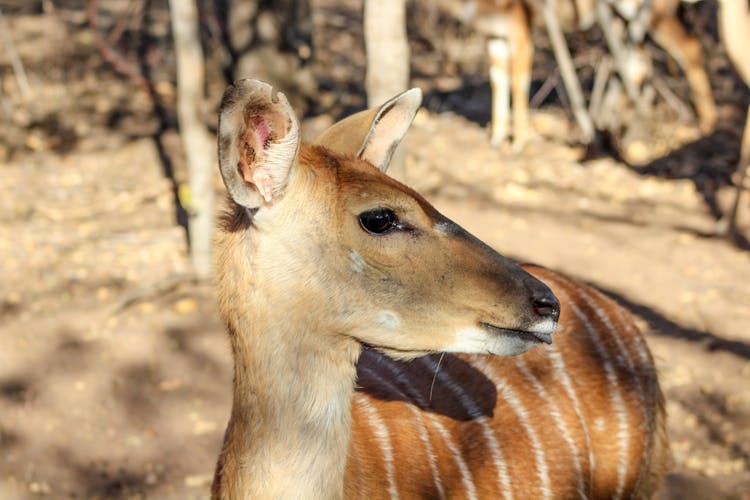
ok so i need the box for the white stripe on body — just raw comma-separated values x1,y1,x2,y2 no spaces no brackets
472,357,552,500
357,397,400,500
575,285,652,497
514,357,587,498
545,344,595,493
575,286,649,422
420,356,513,499
555,283,630,500
368,359,479,500
609,302,659,498
356,365,446,500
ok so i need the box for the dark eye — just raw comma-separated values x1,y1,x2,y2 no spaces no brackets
358,208,398,234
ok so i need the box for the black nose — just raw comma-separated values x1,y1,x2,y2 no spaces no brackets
532,288,560,322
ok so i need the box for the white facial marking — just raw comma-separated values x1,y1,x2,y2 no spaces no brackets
528,317,557,335
447,327,540,356
376,310,401,330
350,250,366,273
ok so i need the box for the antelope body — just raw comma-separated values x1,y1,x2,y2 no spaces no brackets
470,0,717,148
211,79,667,499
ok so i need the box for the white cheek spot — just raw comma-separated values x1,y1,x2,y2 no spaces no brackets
376,310,401,330
350,250,366,273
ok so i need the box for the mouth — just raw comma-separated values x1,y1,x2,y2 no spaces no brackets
361,343,431,358
480,322,554,345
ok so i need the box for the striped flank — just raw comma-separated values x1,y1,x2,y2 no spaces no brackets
348,266,666,499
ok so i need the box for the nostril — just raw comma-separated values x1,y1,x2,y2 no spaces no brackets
532,291,560,321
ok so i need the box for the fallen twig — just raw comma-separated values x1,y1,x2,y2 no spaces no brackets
109,271,201,315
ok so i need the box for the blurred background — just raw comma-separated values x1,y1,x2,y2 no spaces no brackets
0,0,749,498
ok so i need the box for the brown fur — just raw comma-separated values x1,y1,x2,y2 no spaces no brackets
211,81,667,499
341,266,668,499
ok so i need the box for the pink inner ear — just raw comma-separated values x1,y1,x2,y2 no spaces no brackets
252,115,271,148
239,113,275,203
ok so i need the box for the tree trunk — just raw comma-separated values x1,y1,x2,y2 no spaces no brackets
169,0,215,278
364,0,410,181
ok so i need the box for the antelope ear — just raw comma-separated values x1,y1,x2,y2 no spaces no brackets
315,88,422,172
218,79,300,208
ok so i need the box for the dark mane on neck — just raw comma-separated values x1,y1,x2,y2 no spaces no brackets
218,197,255,233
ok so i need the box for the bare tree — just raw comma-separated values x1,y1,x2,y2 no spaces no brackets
364,0,410,181
169,0,215,278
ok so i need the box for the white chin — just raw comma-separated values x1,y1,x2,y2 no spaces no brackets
529,317,557,335
485,335,541,356
446,327,544,357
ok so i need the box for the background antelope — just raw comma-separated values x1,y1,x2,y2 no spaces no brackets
211,79,667,499
468,0,717,149
715,0,750,233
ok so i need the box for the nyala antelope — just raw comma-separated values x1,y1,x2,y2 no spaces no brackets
211,79,668,499
469,0,717,149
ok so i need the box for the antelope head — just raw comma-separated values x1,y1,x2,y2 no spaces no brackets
216,79,559,359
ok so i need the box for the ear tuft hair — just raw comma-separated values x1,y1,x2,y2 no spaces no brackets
218,79,300,208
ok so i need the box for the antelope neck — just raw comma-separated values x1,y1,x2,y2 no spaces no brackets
224,312,362,499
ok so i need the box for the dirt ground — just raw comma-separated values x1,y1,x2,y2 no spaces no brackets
1,3,750,499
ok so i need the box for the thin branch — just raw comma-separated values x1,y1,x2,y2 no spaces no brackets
530,70,559,109
109,272,200,315
536,0,595,142
106,0,143,46
595,2,640,103
651,75,694,123
87,0,149,88
589,56,613,125
0,7,32,98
